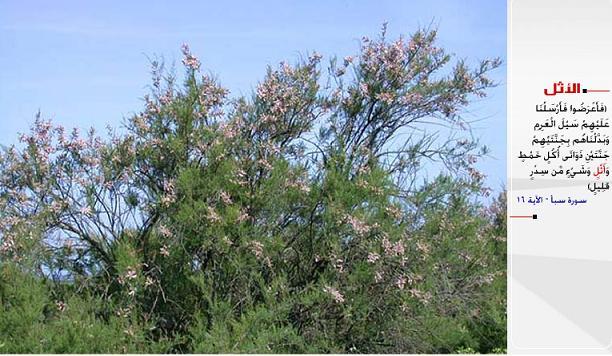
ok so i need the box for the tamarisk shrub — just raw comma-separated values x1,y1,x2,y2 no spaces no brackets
0,25,505,353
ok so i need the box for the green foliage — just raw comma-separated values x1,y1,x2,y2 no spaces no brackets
0,26,505,353
190,300,309,353
0,263,173,353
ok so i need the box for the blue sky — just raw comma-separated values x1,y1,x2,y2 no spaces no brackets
0,0,506,190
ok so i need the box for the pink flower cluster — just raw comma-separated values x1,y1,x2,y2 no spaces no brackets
80,205,93,216
161,179,177,206
237,208,250,223
249,241,264,259
416,241,430,255
181,43,200,70
345,214,370,236
382,236,405,257
207,206,221,223
253,55,320,137
286,178,311,193
375,92,395,105
219,190,232,205
219,122,238,140
332,257,345,273
385,205,403,220
160,245,170,257
323,286,345,304
0,235,16,254
367,252,380,264
125,267,138,280
158,224,173,238
56,300,67,312
395,276,407,290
